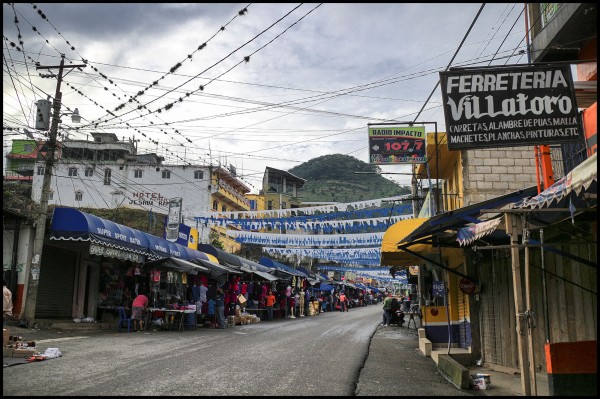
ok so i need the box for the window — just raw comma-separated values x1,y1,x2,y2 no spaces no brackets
194,170,204,180
103,169,111,185
267,200,273,210
48,191,53,201
281,201,287,209
75,191,83,201
221,205,227,212
162,170,171,179
85,167,94,177
37,166,45,175
134,170,143,178
212,200,218,211
68,167,78,177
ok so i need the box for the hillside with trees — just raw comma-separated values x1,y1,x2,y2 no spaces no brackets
288,154,411,203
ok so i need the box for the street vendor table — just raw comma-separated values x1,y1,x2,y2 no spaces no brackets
146,308,195,331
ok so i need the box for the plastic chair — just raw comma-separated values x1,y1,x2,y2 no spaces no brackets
117,306,132,333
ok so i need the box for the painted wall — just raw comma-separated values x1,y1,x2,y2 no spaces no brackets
31,162,211,222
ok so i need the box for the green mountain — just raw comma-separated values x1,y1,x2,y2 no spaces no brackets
288,154,411,203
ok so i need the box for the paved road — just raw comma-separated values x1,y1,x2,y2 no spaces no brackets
3,305,479,396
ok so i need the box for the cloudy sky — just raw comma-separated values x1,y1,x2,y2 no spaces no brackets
3,3,529,191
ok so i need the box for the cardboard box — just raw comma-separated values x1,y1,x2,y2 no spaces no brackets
3,328,8,347
12,348,37,358
470,374,491,390
3,347,14,357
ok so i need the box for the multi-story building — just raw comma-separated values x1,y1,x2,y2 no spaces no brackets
207,165,252,253
4,139,52,182
30,133,212,240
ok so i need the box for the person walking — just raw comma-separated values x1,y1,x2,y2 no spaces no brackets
339,291,347,312
131,290,148,332
216,287,226,329
382,293,393,326
265,290,276,321
3,279,13,326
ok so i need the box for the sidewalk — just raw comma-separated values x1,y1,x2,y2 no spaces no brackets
357,323,550,396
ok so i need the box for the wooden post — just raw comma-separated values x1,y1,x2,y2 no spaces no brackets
506,212,532,396
524,222,538,395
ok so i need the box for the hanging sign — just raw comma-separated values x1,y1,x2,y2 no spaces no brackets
432,280,445,297
440,64,581,150
368,125,427,164
459,278,477,294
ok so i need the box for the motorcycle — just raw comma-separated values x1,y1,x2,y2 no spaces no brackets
388,308,405,327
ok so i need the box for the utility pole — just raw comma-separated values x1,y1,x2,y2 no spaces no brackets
23,55,86,322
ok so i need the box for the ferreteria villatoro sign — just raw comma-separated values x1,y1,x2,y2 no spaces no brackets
439,64,582,150
368,125,426,164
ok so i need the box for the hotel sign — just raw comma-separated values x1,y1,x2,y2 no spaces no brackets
440,64,582,150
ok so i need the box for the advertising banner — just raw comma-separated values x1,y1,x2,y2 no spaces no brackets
165,197,182,242
368,125,426,164
440,64,582,150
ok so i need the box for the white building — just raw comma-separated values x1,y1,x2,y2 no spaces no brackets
31,133,213,233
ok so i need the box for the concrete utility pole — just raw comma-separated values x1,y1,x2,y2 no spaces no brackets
23,55,86,322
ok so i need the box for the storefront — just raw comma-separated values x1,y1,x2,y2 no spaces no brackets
47,208,223,323
381,186,537,351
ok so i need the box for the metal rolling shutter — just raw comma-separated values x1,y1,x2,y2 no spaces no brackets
35,245,77,319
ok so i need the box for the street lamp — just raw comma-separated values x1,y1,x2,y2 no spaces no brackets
61,108,81,124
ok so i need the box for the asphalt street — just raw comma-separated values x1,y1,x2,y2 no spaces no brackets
4,305,521,396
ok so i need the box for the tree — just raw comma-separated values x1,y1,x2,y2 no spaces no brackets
209,230,224,250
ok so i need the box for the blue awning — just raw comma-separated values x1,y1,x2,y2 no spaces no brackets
402,186,539,243
50,207,148,255
258,256,307,277
197,244,243,268
144,257,210,276
316,283,335,292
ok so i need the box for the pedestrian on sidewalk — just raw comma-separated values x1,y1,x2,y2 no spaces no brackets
339,291,347,312
3,279,13,326
382,293,393,326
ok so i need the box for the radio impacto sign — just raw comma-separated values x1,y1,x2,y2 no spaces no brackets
368,125,426,164
440,64,582,150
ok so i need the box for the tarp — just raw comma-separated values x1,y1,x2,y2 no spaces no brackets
380,218,430,267
315,283,334,292
144,257,210,275
248,270,279,282
50,207,148,255
456,217,503,246
236,257,273,273
258,256,308,277
194,258,242,277
512,153,597,209
197,244,243,268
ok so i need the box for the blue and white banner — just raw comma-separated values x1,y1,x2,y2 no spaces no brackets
227,231,384,247
263,247,381,263
195,195,412,220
